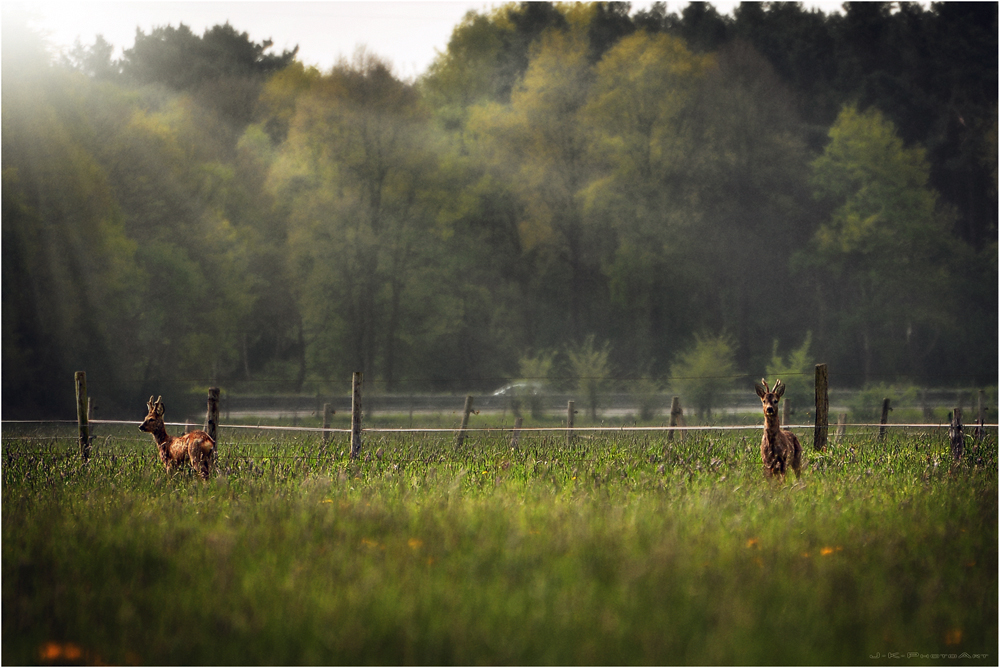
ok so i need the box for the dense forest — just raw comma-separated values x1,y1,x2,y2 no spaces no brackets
2,2,996,418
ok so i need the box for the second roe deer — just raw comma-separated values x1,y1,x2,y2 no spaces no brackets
754,379,802,480
139,395,215,479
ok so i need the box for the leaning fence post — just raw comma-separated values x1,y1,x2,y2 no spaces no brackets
74,371,90,462
350,372,363,459
878,398,891,441
323,403,334,444
456,395,475,448
204,387,220,444
668,396,684,442
566,400,577,445
950,408,964,463
814,363,829,451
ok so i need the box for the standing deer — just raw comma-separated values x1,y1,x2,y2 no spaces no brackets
754,379,802,480
139,396,215,479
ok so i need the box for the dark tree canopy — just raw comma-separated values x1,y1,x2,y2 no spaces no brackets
120,22,298,129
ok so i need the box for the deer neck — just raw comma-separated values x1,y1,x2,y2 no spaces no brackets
764,412,782,437
148,423,173,448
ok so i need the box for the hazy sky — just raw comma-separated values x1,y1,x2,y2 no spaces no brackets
19,0,849,81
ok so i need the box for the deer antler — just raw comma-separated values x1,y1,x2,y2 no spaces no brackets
760,378,770,392
773,379,786,398
147,395,156,412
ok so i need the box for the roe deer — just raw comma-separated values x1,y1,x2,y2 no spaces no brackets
139,396,215,479
755,379,802,480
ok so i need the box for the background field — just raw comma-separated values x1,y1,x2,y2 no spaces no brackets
3,422,997,665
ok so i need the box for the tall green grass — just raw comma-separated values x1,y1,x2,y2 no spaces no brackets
3,425,996,665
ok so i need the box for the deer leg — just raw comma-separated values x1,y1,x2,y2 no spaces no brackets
189,445,207,480
791,440,802,479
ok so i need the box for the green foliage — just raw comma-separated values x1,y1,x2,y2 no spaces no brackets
1,4,995,417
811,105,940,261
517,350,555,382
274,50,446,389
668,333,739,420
1,55,144,413
847,383,921,423
805,104,965,382
120,22,297,129
3,426,996,664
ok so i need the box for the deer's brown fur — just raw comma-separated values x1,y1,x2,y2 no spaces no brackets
139,396,215,479
755,379,802,480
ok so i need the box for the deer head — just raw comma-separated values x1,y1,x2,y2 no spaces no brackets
755,379,785,418
139,395,165,433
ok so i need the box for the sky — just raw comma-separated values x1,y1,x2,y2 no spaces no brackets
17,0,850,81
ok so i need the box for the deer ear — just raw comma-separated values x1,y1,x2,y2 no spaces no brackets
774,380,785,398
155,396,164,416
755,382,766,399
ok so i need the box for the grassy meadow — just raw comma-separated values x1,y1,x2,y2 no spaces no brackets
3,420,997,665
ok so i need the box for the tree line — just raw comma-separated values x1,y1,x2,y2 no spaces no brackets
2,2,996,418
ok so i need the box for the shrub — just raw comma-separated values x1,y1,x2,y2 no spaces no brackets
669,332,739,420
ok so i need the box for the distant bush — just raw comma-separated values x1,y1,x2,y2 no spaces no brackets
669,333,739,420
847,383,919,422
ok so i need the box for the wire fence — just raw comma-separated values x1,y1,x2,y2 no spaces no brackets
4,418,995,467
4,368,995,465
0,420,1000,440
3,417,996,437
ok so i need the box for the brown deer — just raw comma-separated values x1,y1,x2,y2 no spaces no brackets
754,379,802,480
139,396,215,479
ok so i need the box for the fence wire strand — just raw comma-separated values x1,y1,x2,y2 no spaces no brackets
4,418,995,438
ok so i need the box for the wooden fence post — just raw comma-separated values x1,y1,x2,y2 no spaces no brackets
567,400,576,445
350,372,363,459
813,363,829,451
204,387,220,444
878,398,891,441
74,371,90,462
323,403,334,444
456,395,475,448
950,408,964,463
510,416,523,450
668,396,684,442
